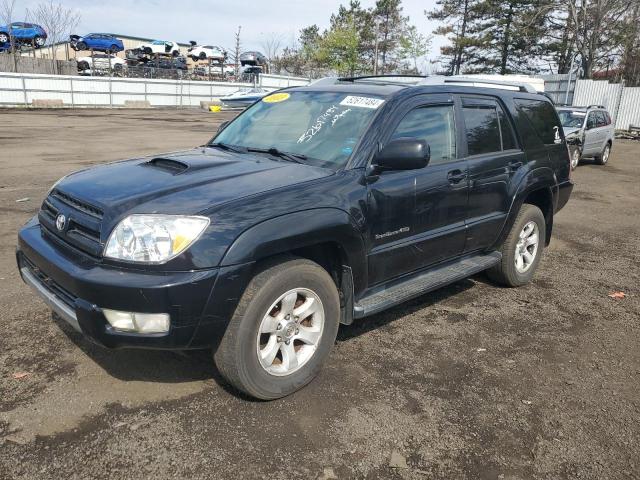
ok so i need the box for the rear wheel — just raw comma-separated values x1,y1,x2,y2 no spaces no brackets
34,35,45,48
487,204,546,287
109,44,119,54
77,41,87,51
595,143,611,165
214,257,340,400
199,51,207,60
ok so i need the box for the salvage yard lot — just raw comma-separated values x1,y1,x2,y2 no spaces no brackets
0,109,638,479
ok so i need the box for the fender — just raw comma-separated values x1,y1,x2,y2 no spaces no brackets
221,208,368,292
492,167,557,250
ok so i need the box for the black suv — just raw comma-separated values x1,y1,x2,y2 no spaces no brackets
17,76,573,399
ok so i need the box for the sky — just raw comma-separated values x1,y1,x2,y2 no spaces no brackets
14,0,447,71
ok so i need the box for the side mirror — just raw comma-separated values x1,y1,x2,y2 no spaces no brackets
373,138,430,171
217,120,229,132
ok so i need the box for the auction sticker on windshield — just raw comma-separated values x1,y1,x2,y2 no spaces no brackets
263,92,290,103
340,96,384,109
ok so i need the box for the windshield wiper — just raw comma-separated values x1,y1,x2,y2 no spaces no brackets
209,142,247,153
246,147,307,164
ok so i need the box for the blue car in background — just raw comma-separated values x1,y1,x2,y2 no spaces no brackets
0,22,47,48
70,33,124,53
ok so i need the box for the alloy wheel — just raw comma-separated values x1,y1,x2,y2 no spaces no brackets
256,288,325,376
602,145,610,164
514,221,539,274
571,149,580,169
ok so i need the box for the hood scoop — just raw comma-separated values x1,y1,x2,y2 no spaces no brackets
143,157,189,174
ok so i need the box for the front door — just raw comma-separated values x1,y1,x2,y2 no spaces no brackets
366,96,468,285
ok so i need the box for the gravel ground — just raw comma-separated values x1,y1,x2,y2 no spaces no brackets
0,109,638,480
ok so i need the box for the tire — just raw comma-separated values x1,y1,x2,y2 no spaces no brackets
77,41,87,51
0,32,9,44
77,60,89,71
199,51,207,60
214,257,340,400
570,147,581,170
34,35,45,48
487,204,546,287
172,50,179,57
594,143,611,165
110,45,118,54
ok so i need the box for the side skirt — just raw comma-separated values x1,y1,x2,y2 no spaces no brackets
353,252,502,319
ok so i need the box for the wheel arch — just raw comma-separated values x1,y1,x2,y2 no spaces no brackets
495,168,556,249
221,207,367,304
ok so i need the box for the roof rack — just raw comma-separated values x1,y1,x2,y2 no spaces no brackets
338,74,427,85
587,104,606,109
421,76,538,93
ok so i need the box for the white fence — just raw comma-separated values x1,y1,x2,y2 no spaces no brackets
0,72,310,107
572,79,640,130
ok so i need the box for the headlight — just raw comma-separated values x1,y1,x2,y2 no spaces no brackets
104,214,209,264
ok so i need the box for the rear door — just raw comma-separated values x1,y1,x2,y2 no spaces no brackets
460,95,524,252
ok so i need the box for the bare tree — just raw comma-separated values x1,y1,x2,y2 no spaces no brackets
30,0,80,74
260,32,285,63
229,25,242,76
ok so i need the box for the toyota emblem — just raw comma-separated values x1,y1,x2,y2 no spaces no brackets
56,214,66,231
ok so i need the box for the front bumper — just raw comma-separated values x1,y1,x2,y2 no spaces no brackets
17,219,236,350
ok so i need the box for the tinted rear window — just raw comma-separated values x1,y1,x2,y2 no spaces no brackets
515,99,561,146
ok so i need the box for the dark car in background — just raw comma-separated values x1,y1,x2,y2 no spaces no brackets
70,33,124,53
0,22,47,48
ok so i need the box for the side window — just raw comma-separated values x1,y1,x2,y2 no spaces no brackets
604,111,612,125
462,98,501,155
497,104,517,150
390,104,456,165
586,112,598,129
514,99,562,145
595,111,606,127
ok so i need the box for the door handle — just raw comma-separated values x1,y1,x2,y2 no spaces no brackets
508,161,523,172
447,169,467,184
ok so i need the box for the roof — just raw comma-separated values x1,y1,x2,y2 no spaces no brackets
291,76,548,101
557,105,607,111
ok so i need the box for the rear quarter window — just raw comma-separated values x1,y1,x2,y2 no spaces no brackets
514,99,562,146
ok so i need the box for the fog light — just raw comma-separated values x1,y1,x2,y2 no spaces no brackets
103,309,170,334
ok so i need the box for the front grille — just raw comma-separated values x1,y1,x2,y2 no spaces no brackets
21,255,77,309
38,189,104,257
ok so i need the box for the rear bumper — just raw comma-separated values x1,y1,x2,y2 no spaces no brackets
555,180,573,213
17,218,253,350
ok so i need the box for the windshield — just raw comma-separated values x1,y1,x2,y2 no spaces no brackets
211,91,384,168
558,110,586,128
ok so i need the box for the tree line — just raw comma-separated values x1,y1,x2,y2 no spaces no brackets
268,0,640,86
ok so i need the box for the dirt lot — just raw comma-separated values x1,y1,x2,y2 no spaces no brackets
0,109,638,480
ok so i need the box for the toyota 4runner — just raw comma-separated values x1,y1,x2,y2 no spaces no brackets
17,76,573,399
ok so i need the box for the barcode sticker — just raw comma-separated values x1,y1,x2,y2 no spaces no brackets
340,96,385,109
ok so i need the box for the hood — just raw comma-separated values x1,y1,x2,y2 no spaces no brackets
563,126,581,137
54,148,333,220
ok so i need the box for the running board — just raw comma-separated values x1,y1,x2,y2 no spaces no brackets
353,252,502,319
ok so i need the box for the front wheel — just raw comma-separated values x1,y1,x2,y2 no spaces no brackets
34,35,45,48
595,143,611,165
487,204,546,287
214,257,340,400
570,147,581,170
0,32,9,44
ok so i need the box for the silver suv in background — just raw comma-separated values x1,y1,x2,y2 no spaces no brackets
557,105,615,169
